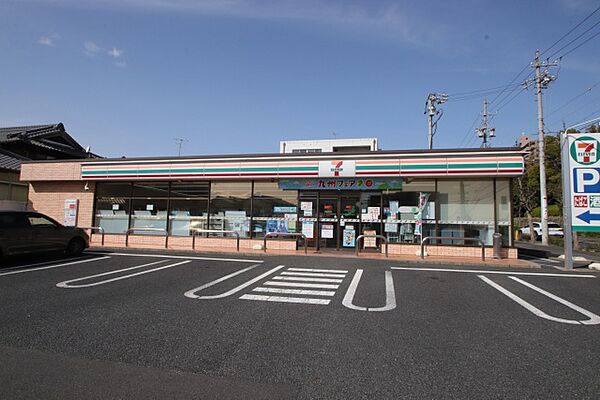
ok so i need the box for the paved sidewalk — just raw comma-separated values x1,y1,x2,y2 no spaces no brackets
90,245,535,268
516,240,600,262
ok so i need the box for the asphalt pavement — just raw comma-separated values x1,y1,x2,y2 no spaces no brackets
0,250,599,399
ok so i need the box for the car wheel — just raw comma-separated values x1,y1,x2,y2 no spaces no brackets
66,237,85,256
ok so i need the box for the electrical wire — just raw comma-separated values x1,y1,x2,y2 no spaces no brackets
559,27,600,58
546,80,600,118
547,16,600,59
540,4,600,56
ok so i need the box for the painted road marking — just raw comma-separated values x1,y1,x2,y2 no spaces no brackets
252,287,336,296
263,281,340,289
57,260,191,288
239,294,330,305
271,276,344,283
242,267,349,306
342,269,396,312
280,271,347,278
0,256,111,277
391,266,596,278
478,275,600,325
185,265,284,299
287,267,348,273
87,252,262,264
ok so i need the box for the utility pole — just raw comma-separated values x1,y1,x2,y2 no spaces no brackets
533,49,558,246
476,98,496,148
425,93,448,150
174,137,188,156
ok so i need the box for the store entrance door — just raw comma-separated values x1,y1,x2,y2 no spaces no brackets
298,191,381,251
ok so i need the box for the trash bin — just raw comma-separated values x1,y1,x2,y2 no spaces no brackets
493,233,503,259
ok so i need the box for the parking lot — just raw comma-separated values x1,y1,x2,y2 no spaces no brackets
1,250,599,399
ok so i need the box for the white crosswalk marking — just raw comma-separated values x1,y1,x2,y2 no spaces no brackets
264,281,340,289
240,294,331,305
240,266,348,306
253,287,336,296
280,271,346,278
272,276,344,283
287,267,348,273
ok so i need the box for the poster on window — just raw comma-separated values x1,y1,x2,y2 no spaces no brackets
342,227,356,247
321,224,334,239
363,229,377,247
302,221,315,239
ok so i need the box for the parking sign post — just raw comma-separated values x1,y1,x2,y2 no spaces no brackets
560,132,573,270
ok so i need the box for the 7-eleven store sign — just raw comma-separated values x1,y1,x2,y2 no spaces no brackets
575,139,598,165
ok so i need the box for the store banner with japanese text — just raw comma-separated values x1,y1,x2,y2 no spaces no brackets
278,178,402,191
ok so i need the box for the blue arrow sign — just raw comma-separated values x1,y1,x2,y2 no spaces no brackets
576,210,600,224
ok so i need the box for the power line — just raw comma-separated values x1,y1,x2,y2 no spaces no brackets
547,80,600,118
560,27,600,58
447,82,523,98
547,16,600,59
540,4,600,56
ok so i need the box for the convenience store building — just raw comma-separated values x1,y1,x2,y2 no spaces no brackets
20,147,524,258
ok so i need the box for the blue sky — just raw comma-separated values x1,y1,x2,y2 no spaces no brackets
1,0,600,157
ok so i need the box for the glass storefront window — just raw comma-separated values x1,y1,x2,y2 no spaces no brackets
169,182,209,236
437,180,495,245
169,199,209,236
496,179,511,245
210,181,252,238
252,181,298,238
132,182,170,198
130,198,168,233
358,192,382,249
95,194,130,234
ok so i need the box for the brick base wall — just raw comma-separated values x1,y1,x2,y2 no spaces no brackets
27,181,96,227
91,234,298,251
386,243,517,259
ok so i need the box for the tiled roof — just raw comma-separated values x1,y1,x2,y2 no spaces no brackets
0,123,100,171
0,149,26,171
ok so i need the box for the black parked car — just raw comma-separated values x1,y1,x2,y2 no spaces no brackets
0,211,89,258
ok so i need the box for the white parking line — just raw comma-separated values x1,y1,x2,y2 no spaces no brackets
240,294,330,305
87,252,262,264
391,266,596,278
280,271,347,278
342,270,396,312
56,260,167,288
271,276,344,283
478,275,600,325
0,256,111,277
252,287,336,296
57,260,191,288
264,281,340,289
185,265,284,299
287,267,348,274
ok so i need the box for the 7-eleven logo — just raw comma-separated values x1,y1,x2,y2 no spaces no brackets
318,160,356,177
571,136,599,165
576,141,597,164
330,161,344,176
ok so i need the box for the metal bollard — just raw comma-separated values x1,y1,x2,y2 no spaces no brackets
493,233,503,259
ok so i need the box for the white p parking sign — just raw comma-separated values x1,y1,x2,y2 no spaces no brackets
568,134,600,231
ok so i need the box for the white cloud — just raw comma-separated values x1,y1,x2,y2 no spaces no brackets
26,0,442,47
37,33,59,46
84,40,102,56
107,47,123,58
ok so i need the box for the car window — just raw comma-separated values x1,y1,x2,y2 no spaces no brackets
0,214,29,229
28,215,58,228
548,223,561,228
